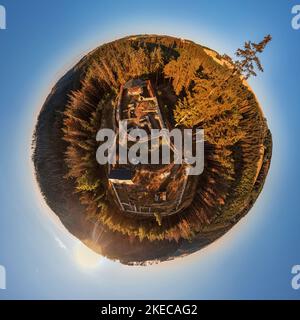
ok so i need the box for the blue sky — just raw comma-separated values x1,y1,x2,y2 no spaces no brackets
0,0,300,299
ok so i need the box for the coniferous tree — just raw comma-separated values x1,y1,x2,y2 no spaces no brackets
222,34,272,79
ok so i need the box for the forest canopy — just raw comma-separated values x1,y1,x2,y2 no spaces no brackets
33,35,272,264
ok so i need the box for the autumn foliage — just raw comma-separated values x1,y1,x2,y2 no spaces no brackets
62,35,272,244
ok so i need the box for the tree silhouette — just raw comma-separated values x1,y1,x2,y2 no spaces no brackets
222,34,272,79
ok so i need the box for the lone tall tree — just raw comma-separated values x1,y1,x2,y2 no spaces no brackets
222,34,272,79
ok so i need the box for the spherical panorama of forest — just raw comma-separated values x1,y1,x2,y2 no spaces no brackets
33,34,272,265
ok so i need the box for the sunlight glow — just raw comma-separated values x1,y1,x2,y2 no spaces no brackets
74,242,102,269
